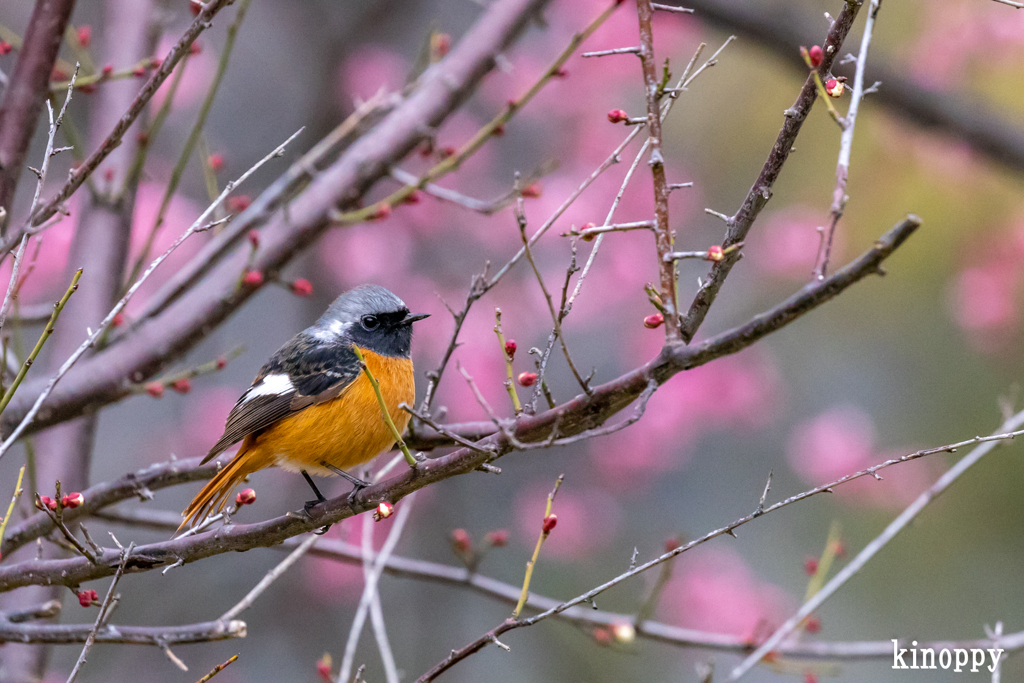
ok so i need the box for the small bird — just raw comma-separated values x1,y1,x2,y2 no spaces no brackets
180,285,428,531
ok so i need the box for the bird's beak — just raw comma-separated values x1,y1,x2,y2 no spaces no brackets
403,312,430,325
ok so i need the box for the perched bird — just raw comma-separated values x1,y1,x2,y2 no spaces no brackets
180,285,428,531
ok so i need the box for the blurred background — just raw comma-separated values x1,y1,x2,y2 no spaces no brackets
1,0,1023,681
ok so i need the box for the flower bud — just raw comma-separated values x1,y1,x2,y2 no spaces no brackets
131,66,146,78
145,382,164,398
579,222,597,242
111,312,125,327
190,0,203,16
485,529,508,547
825,78,844,98
664,537,680,552
517,371,537,387
521,183,542,199
403,190,422,205
235,488,256,506
61,492,84,509
77,26,92,48
804,557,819,576
291,278,314,297
369,203,391,221
375,501,394,520
542,514,557,534
101,64,113,78
247,229,260,248
77,589,98,607
242,270,264,287
804,616,821,634
171,378,192,394
228,195,252,213
706,245,724,262
316,654,332,682
808,45,823,67
189,42,203,56
607,109,628,124
644,313,664,329
431,33,451,59
504,339,517,361
36,496,55,511
216,356,227,370
0,42,12,56
208,153,225,172
450,528,471,553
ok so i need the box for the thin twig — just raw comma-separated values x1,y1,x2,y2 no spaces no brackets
351,346,417,467
512,475,563,619
26,65,79,222
66,542,134,683
728,406,1024,681
813,0,883,281
196,654,238,683
0,465,25,556
493,308,522,414
338,492,417,683
219,534,318,622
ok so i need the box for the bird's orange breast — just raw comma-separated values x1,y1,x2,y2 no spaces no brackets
245,348,415,475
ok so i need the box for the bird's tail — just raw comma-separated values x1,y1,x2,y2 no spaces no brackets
179,440,256,534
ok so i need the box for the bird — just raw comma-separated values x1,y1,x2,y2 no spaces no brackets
180,285,428,532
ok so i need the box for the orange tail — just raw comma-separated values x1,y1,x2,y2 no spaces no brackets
179,440,257,533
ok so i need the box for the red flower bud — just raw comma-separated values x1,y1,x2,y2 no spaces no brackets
593,626,613,646
76,25,92,48
235,488,256,506
291,278,313,297
51,68,68,82
832,540,847,558
36,496,55,511
77,590,98,607
664,537,680,552
485,529,508,547
542,514,557,533
552,67,568,78
247,229,260,248
61,492,84,509
150,58,162,70
644,313,664,329
369,203,391,221
136,132,148,146
171,378,191,394
808,45,823,67
103,168,115,182
579,221,597,242
189,42,202,56
804,557,819,576
111,312,125,327
101,64,113,78
438,146,457,159
520,182,542,198
242,270,264,287
131,66,146,78
804,673,818,683
493,123,505,137
190,0,203,16
228,195,252,213
804,616,821,634
706,245,724,262
607,109,629,124
216,356,227,370
78,83,96,94
145,382,164,398
0,42,12,56
375,501,394,520
208,153,225,172
450,528,471,553
504,339,517,361
316,655,332,682
403,190,422,205
825,78,844,98
517,371,537,387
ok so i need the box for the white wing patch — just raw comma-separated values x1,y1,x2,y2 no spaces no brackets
242,373,294,402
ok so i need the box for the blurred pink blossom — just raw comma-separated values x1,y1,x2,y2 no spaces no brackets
660,547,793,640
514,482,622,559
336,45,407,105
949,265,1018,350
151,36,216,110
750,206,843,279
787,406,941,508
180,385,238,454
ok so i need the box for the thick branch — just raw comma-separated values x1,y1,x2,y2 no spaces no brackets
0,216,918,592
679,0,863,342
0,618,245,645
0,0,77,222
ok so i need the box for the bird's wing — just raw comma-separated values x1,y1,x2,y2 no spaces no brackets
201,335,361,463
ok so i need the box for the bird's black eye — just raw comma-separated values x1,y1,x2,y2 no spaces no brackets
360,315,380,331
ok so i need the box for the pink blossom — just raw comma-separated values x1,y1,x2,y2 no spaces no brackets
660,547,793,640
949,265,1018,332
151,36,215,110
336,45,407,105
750,206,838,279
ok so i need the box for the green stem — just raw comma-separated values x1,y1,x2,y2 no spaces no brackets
0,269,82,416
512,475,563,619
493,308,521,414
351,346,417,468
0,465,25,558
